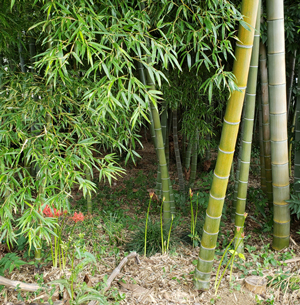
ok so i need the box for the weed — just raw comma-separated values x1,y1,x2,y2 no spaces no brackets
287,192,300,219
214,214,247,295
0,253,32,276
126,218,162,256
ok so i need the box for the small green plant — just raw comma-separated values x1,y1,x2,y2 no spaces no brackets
287,192,300,219
188,189,200,247
214,214,247,294
51,248,109,304
102,211,124,246
144,192,154,257
0,253,31,276
126,220,162,256
255,294,274,304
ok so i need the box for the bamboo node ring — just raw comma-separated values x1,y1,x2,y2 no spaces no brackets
224,118,240,125
209,193,225,200
206,212,222,220
214,171,230,179
203,228,219,236
218,147,235,154
236,43,253,49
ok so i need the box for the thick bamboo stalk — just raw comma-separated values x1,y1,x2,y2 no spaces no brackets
294,66,300,194
234,2,261,253
267,0,290,250
259,40,273,203
194,0,259,290
173,109,185,192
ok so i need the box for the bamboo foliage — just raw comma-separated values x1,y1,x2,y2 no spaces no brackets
259,40,273,202
267,0,290,250
234,2,261,253
194,0,259,290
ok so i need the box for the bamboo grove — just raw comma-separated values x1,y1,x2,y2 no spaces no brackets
0,0,300,292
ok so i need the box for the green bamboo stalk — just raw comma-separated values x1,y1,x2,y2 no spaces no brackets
287,50,297,115
137,61,162,199
184,140,193,172
194,0,259,290
258,92,267,193
145,70,174,223
18,34,26,73
234,2,261,253
173,108,185,192
190,131,199,186
267,0,290,250
259,40,273,204
86,169,92,214
161,106,168,149
295,66,300,195
231,121,243,222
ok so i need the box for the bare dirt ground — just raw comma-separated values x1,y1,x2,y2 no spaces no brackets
1,141,300,305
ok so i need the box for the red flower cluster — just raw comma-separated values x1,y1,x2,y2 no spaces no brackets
70,212,84,223
43,205,67,218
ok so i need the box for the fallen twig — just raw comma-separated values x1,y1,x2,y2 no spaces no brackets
103,251,140,293
0,275,42,292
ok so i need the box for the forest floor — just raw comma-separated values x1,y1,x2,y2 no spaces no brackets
1,141,300,305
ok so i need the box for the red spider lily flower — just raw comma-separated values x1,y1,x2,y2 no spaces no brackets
54,208,64,218
236,227,240,232
189,188,193,197
43,205,53,218
241,232,245,238
149,191,154,198
70,212,84,223
244,213,248,219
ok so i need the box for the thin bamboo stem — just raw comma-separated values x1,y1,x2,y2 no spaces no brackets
259,40,273,204
234,2,261,253
173,109,185,192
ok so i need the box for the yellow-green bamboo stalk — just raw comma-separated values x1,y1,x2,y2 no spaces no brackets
267,0,290,250
194,0,259,290
259,40,273,203
234,2,261,253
